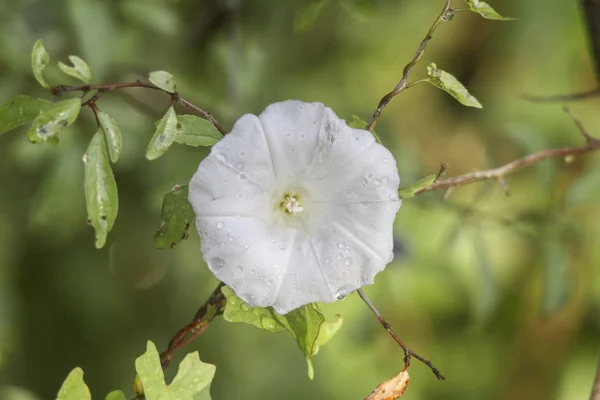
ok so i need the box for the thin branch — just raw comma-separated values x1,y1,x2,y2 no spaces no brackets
159,282,227,369
590,350,600,400
366,0,453,132
357,288,445,380
52,81,228,135
522,87,600,103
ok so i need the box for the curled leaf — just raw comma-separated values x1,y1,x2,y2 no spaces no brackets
58,55,92,84
465,0,517,20
31,39,51,88
175,114,222,147
154,184,195,249
426,63,482,108
84,130,119,248
149,70,176,93
365,370,410,400
97,111,122,163
146,106,178,160
0,95,52,136
26,98,81,144
398,174,437,198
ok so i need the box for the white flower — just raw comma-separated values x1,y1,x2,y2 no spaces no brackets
189,100,401,314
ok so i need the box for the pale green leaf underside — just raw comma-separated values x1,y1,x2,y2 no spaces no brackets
26,98,81,144
31,39,51,88
154,184,195,249
175,114,222,147
465,0,517,20
426,63,482,108
149,70,176,93
135,341,216,400
58,55,92,84
97,111,122,163
84,130,119,248
0,95,53,136
56,367,91,400
146,106,178,160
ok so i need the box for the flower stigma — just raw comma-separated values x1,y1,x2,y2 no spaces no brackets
280,193,304,214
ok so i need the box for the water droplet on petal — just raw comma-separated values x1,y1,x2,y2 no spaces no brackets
236,265,243,272
285,131,292,138
210,257,225,271
335,254,343,260
344,258,352,266
236,161,245,170
216,221,224,229
238,173,247,181
239,150,247,157
299,131,306,140
337,242,346,249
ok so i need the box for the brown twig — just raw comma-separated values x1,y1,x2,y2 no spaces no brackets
522,87,600,103
159,282,227,369
366,0,453,132
52,81,228,135
591,350,600,400
357,289,445,380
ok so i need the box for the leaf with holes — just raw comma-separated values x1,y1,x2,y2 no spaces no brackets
84,130,119,248
426,63,482,108
175,114,222,147
146,106,178,160
97,111,122,163
56,368,91,400
0,95,52,136
134,341,216,400
58,55,92,84
465,0,516,20
26,98,81,144
149,70,176,93
154,184,195,249
31,39,51,88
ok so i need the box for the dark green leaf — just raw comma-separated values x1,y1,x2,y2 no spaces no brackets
104,391,126,400
175,115,222,147
149,70,176,93
0,95,52,136
31,39,51,88
58,55,92,84
135,341,216,400
97,111,122,163
398,174,437,198
56,368,91,400
26,98,81,144
146,106,178,160
84,130,119,249
154,184,195,249
294,0,328,33
426,63,482,108
465,0,517,20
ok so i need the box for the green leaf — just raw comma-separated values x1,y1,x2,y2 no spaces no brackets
294,0,328,33
84,130,119,249
398,174,437,198
26,98,81,144
154,184,195,249
222,287,340,379
146,106,178,160
465,0,517,20
175,115,222,147
149,70,176,93
58,55,92,84
56,367,91,400
104,391,126,400
347,114,381,143
97,111,122,163
31,39,51,89
542,240,570,315
426,63,482,108
135,341,216,400
0,95,52,136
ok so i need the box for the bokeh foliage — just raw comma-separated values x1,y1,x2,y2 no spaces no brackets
1,0,600,399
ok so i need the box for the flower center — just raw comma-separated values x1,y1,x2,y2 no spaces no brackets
280,194,304,214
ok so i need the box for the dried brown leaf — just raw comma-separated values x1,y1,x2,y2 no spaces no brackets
365,370,410,400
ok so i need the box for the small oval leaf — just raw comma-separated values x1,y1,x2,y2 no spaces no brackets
465,0,517,20
175,114,222,147
26,98,81,144
56,367,91,400
148,70,176,93
58,55,92,84
104,391,127,400
154,184,195,249
146,106,178,160
84,130,119,248
426,63,482,108
0,95,53,136
97,111,122,163
31,39,51,89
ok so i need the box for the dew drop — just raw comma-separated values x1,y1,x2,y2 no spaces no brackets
236,161,245,170
344,258,352,266
325,258,332,264
299,131,307,140
239,150,247,157
216,221,224,229
210,257,225,271
337,242,346,249
238,173,247,181
335,254,343,260
285,131,292,138
374,179,381,186
236,265,243,272
383,157,388,164
382,177,389,184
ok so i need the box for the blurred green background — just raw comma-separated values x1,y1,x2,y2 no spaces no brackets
1,0,600,399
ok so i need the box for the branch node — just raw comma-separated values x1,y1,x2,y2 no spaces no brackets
563,106,599,145
497,176,511,197
435,161,449,182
